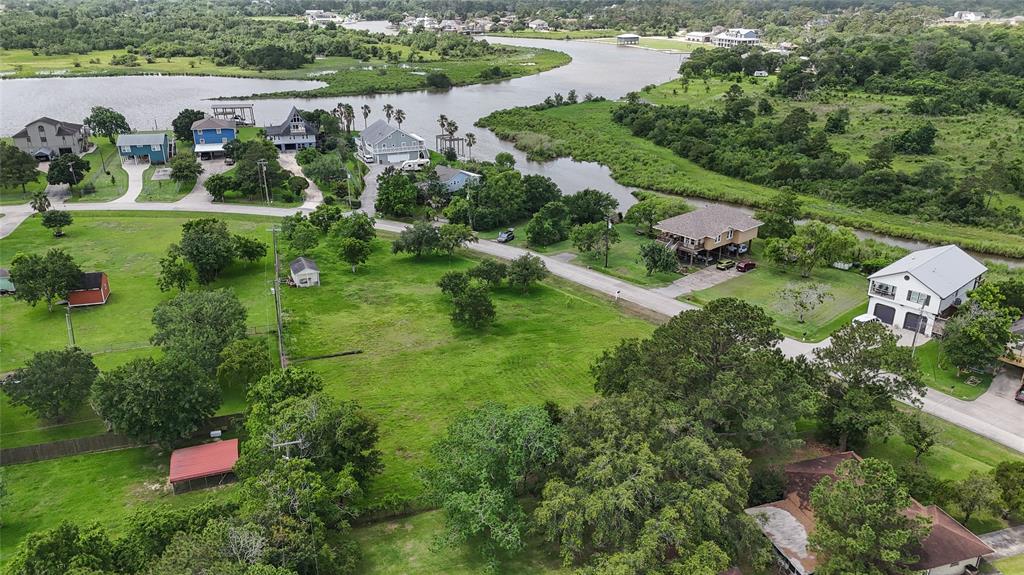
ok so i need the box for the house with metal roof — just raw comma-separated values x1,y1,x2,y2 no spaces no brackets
654,205,762,263
116,132,172,164
867,245,986,336
169,438,239,494
289,257,320,287
265,107,318,151
12,117,90,160
433,165,481,192
358,119,427,164
746,452,994,575
190,117,237,157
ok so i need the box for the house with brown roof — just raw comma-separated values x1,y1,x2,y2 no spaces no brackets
745,452,993,575
654,205,762,263
12,116,90,160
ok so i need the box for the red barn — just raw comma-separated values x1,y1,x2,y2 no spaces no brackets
169,438,239,494
67,272,110,307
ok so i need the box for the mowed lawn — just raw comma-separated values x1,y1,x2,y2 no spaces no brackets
685,257,867,342
0,447,237,566
915,340,992,401
0,170,47,205
64,138,129,202
0,211,278,447
994,555,1024,575
281,237,656,500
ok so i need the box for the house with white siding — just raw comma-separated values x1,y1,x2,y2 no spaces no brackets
358,119,427,164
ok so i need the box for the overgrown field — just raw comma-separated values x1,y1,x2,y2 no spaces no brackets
478,100,1024,257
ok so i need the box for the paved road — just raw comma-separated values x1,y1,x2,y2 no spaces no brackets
2,189,1023,453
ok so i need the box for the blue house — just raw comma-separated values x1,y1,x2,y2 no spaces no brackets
116,132,172,164
191,117,237,158
434,165,481,193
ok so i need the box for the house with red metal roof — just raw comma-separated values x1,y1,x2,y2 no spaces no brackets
168,438,239,494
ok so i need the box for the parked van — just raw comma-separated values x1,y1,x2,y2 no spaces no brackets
401,158,430,171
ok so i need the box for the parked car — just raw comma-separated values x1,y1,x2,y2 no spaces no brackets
496,228,515,243
716,259,736,271
852,313,882,325
726,243,749,255
694,253,715,264
224,157,235,166
736,261,756,273
401,158,430,171
1016,383,1024,404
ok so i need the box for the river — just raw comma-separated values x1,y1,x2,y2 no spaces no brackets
0,27,1018,265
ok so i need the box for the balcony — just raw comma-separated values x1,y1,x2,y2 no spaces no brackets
870,283,897,300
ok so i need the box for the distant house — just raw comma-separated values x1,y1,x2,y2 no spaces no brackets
117,132,172,164
265,107,318,151
616,33,640,45
67,272,110,307
358,119,428,164
290,257,320,287
654,205,762,263
169,439,239,494
867,245,986,337
12,117,90,160
0,268,14,294
683,31,713,43
434,165,481,192
952,10,986,21
746,452,994,575
712,28,761,48
191,117,237,158
528,18,549,31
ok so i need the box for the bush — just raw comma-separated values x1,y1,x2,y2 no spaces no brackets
288,176,309,195
425,72,452,89
80,182,97,195
223,190,243,200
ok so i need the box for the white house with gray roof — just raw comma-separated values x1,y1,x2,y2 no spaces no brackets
289,257,320,287
867,244,986,336
434,165,481,192
358,119,427,164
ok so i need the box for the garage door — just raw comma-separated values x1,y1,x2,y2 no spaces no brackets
873,303,895,325
904,312,928,334
387,153,410,163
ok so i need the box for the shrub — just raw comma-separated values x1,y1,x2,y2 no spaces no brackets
425,72,452,89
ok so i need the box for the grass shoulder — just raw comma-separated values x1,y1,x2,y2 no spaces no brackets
62,138,129,203
0,171,46,205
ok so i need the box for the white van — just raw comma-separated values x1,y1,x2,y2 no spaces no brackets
400,158,430,171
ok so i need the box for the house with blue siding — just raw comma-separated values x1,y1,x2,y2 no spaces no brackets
434,165,481,193
116,132,172,164
191,117,237,158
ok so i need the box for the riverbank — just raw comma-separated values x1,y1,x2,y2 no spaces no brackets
477,101,1024,259
0,46,570,98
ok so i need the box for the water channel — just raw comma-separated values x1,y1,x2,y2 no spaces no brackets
0,26,1017,265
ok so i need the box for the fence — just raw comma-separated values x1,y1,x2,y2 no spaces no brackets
0,413,243,467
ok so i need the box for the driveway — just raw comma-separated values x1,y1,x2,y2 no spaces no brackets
276,152,323,210
360,162,388,216
652,265,741,298
980,525,1024,560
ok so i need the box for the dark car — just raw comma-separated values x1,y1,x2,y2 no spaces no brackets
1016,384,1024,404
716,259,736,271
736,261,757,273
496,228,515,243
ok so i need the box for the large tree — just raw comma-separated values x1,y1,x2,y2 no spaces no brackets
506,254,548,293
391,220,440,257
526,200,571,246
814,321,924,451
755,189,801,239
374,169,418,217
4,347,98,421
9,248,82,311
41,210,73,237
91,355,220,448
941,303,1016,372
46,153,89,190
809,458,931,575
4,521,116,575
84,106,130,145
951,471,1002,526
422,404,561,564
171,109,206,142
569,221,619,266
562,188,618,226
592,298,815,448
0,141,40,194
169,152,203,184
337,237,372,273
217,337,275,388
177,218,237,284
150,289,248,374
764,221,857,277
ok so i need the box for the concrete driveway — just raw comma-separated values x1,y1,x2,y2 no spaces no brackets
653,265,741,298
360,162,388,216
980,524,1024,560
276,152,323,209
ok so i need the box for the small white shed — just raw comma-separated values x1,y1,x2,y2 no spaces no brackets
289,257,320,287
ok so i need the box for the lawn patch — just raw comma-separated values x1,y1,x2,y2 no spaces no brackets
0,170,46,205
915,340,992,401
64,138,129,202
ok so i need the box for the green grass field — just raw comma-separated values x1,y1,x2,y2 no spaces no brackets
281,236,656,501
0,211,278,447
0,46,570,98
993,555,1024,575
684,256,867,342
590,36,694,51
138,139,196,202
0,447,237,566
477,100,1024,258
480,222,683,286
0,170,46,205
915,340,992,401
64,138,129,202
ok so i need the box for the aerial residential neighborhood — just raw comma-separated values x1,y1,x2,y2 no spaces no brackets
1,0,1023,574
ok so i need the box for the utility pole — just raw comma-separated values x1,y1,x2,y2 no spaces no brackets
65,303,76,347
604,219,612,268
256,159,270,205
271,439,302,459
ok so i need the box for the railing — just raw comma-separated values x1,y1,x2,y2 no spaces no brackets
366,143,426,154
870,286,896,300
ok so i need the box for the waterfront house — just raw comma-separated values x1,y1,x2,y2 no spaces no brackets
867,244,986,336
616,33,641,45
116,132,172,164
528,19,549,30
191,117,237,158
12,117,90,160
358,119,428,164
712,28,761,48
434,165,481,192
265,107,318,151
683,31,714,43
654,205,762,263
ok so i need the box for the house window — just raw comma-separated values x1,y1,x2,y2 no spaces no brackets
215,128,221,134
152,144,161,151
121,146,131,153
714,234,722,243
222,137,227,144
907,290,931,306
726,229,734,240
199,138,205,144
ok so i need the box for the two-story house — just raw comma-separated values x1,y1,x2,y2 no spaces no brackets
116,132,173,164
358,119,428,164
190,117,237,158
654,205,763,264
12,117,90,160
265,107,318,151
867,245,987,336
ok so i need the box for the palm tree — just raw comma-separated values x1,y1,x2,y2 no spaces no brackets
361,104,371,129
342,104,355,134
394,109,406,129
465,132,476,159
437,114,448,134
445,120,459,138
30,190,50,214
383,104,394,124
